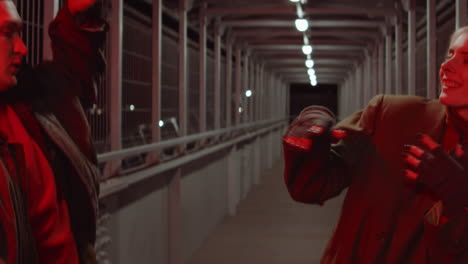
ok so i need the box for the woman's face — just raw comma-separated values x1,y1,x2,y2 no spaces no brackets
439,31,468,108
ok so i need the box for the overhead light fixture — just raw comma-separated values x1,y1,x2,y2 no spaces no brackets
238,107,243,113
305,59,314,68
289,0,300,2
129,104,135,111
158,120,164,127
307,68,316,76
311,79,318,86
295,18,309,32
302,44,312,55
245,90,252,97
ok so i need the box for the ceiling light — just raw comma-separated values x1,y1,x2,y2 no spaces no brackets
305,59,314,68
245,90,253,97
295,18,309,32
307,68,315,76
158,120,164,127
311,79,318,86
302,44,312,55
289,0,300,2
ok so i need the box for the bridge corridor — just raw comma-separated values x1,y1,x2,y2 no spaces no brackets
188,159,344,264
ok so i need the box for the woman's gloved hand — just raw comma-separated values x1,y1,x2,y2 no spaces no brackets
283,106,346,152
403,134,468,217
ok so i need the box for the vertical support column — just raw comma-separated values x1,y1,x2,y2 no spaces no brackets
169,1,188,263
198,4,207,134
286,75,290,121
273,75,277,120
385,27,392,94
363,52,370,103
253,137,261,185
234,46,242,126
149,0,162,164
378,40,385,95
405,0,417,95
366,53,372,101
260,65,265,121
225,34,233,128
356,65,362,108
168,168,181,264
345,78,350,115
395,18,403,94
353,67,358,109
255,63,260,122
214,18,222,130
243,51,249,123
227,145,238,215
42,0,59,60
104,0,123,179
426,0,437,99
456,0,467,29
249,61,257,122
178,1,188,139
373,45,379,95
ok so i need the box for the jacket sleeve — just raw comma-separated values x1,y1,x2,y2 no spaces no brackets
47,1,108,108
283,95,384,204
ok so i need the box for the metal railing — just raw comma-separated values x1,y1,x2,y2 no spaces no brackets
98,118,287,198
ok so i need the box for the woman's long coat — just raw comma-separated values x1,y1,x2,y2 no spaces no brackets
284,95,468,263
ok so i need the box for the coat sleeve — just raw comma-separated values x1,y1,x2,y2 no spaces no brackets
46,1,108,108
283,95,384,204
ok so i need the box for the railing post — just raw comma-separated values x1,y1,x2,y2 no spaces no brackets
103,0,123,179
148,0,162,164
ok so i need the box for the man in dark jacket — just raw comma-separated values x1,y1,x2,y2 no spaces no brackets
0,0,107,263
283,26,468,263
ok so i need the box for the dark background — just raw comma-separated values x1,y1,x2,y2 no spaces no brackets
289,83,338,123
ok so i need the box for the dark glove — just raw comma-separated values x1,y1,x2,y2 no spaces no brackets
283,106,338,152
403,134,468,217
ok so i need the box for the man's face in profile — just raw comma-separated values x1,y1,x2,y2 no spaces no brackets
0,0,26,92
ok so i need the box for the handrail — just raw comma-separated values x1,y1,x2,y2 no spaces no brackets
99,120,287,198
97,119,283,163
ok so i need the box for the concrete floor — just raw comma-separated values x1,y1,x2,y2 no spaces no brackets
188,159,345,264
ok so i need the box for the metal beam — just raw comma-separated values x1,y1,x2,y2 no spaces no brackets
263,58,355,64
207,7,398,16
244,38,370,45
284,77,342,82
275,68,349,75
222,19,386,28
277,66,350,72
250,44,365,51
256,50,363,59
254,49,364,55
232,28,379,38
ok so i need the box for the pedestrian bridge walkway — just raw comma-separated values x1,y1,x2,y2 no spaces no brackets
188,159,345,264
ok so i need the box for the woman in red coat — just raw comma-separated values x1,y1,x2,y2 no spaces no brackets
283,26,468,263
